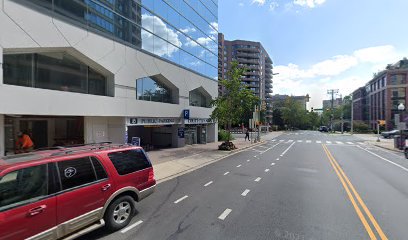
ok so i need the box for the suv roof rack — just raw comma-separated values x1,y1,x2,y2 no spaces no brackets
49,143,129,157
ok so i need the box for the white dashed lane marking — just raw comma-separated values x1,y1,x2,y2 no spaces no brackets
121,220,143,234
241,189,250,196
254,177,262,182
236,164,242,168
204,181,213,187
265,169,270,172
224,171,230,175
218,209,232,220
174,195,188,204
271,163,275,166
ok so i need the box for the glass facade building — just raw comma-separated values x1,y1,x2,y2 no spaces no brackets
28,0,218,79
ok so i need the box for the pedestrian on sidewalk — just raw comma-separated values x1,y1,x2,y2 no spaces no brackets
245,128,250,141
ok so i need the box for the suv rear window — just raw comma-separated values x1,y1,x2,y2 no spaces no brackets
107,149,151,175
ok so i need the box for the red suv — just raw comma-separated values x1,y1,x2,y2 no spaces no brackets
0,143,156,240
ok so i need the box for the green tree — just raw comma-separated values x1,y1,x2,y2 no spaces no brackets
211,61,259,141
281,97,308,129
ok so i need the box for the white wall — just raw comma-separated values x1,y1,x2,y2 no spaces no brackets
84,117,109,144
0,1,217,120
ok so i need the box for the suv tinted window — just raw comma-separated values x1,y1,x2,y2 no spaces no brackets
91,157,108,180
107,149,151,175
0,165,48,210
58,157,96,190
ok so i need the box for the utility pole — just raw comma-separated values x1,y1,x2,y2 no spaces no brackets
327,89,339,132
351,95,354,135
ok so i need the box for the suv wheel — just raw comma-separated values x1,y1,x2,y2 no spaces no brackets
105,196,135,231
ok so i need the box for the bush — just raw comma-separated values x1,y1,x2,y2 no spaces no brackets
353,121,371,133
218,129,234,141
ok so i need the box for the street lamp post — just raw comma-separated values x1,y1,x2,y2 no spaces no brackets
397,103,405,149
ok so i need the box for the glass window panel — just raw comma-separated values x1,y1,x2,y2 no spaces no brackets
166,4,181,30
54,0,88,24
107,149,151,175
136,77,172,103
36,53,88,93
0,165,48,210
58,157,97,190
154,0,168,22
3,54,33,87
88,67,107,96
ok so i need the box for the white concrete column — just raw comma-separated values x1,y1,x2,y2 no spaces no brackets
84,116,109,144
207,123,218,143
0,114,4,157
107,117,127,144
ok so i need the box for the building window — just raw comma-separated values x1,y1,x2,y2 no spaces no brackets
189,87,212,108
136,77,173,104
390,74,406,85
391,88,406,99
3,53,108,96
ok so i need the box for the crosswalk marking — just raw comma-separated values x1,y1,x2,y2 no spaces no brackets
346,142,354,145
288,140,294,142
279,140,285,142
306,140,311,143
271,139,276,142
357,142,364,145
336,141,344,144
316,141,322,144
297,140,303,142
326,141,332,144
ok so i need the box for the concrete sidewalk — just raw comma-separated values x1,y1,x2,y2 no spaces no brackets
147,131,283,183
354,134,402,152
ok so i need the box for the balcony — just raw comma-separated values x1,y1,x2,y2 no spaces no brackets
265,78,273,83
236,52,260,59
242,77,260,82
244,71,260,76
237,58,260,65
235,46,260,53
265,88,273,93
265,83,273,88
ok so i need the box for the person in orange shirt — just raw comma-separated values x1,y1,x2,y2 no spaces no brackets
16,131,34,153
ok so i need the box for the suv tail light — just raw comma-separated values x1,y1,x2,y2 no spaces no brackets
148,168,155,181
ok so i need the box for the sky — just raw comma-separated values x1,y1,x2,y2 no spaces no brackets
218,0,408,108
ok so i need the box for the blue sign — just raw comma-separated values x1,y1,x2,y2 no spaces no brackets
178,128,185,138
183,109,190,119
131,137,141,146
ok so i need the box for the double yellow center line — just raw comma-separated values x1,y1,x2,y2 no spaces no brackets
322,144,388,240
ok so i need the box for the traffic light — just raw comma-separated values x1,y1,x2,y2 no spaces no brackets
311,107,314,112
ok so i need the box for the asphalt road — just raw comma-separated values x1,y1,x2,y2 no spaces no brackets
83,131,408,240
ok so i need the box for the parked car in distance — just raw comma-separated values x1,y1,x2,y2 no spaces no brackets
319,126,329,132
0,143,156,240
381,129,400,138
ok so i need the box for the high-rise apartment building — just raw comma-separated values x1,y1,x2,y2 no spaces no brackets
0,0,219,156
218,33,274,123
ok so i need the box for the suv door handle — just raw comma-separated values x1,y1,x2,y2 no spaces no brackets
101,184,111,191
28,205,47,216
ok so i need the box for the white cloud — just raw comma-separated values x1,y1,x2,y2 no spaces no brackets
142,14,181,57
293,0,326,8
273,45,407,108
238,2,245,7
353,45,398,63
269,1,279,11
180,27,196,34
252,0,266,6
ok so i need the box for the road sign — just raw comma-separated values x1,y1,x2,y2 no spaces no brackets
131,137,141,146
183,109,190,119
377,120,386,126
178,128,185,138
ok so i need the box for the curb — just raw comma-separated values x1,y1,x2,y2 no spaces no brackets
156,141,266,184
366,142,403,153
